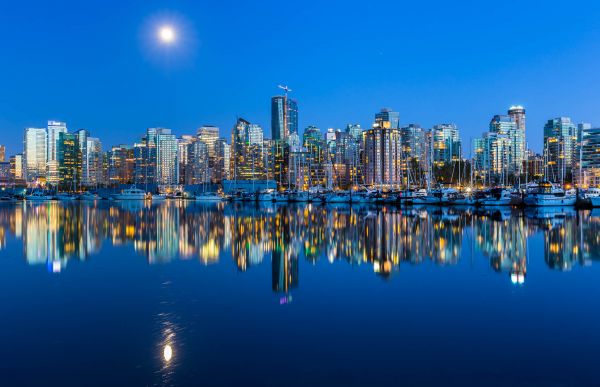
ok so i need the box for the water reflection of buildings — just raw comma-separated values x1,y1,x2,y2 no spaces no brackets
474,210,528,283
0,202,597,282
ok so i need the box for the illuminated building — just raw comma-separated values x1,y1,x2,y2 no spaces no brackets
23,127,47,183
177,135,194,184
374,108,400,129
107,145,134,185
231,118,266,181
271,95,298,141
214,138,230,182
186,140,209,184
580,127,600,187
156,130,179,186
0,145,5,162
57,132,81,189
432,123,461,166
46,120,67,184
543,117,578,183
363,109,402,187
85,137,103,186
508,105,526,173
197,126,220,180
9,154,24,184
302,126,326,186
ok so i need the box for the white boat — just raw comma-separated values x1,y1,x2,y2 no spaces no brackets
149,194,167,202
79,192,100,201
26,190,53,201
257,189,275,202
584,188,600,207
194,192,224,202
274,192,290,202
55,193,77,201
478,188,513,206
523,182,576,207
112,187,147,200
450,192,477,205
413,188,458,205
324,191,352,203
292,191,310,202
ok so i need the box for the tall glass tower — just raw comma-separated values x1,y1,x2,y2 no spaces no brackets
271,96,298,141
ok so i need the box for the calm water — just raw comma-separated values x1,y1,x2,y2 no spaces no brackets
0,201,599,386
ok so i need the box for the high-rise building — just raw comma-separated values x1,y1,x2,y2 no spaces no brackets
57,132,81,189
23,127,47,182
432,124,461,166
346,124,363,140
580,127,600,187
197,126,220,159
303,126,326,186
156,130,179,185
231,118,266,181
75,129,88,185
374,108,400,129
178,135,194,184
0,145,5,162
86,137,103,186
9,154,24,184
47,120,67,162
363,126,402,187
543,117,578,183
107,145,134,185
214,138,231,182
271,96,298,141
186,140,209,184
46,120,67,184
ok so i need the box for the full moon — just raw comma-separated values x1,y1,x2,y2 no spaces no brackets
158,26,175,43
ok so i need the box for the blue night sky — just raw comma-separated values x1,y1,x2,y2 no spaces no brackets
1,0,600,155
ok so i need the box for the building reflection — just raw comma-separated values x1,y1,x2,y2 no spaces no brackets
0,202,597,285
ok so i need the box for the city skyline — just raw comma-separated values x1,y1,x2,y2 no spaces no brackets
2,1,600,155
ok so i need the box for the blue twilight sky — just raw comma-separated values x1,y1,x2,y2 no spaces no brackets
1,0,600,156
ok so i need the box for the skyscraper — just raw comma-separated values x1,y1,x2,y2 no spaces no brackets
10,154,24,184
0,145,5,162
46,120,67,184
197,126,220,160
86,137,103,186
543,117,577,182
214,138,231,182
156,130,179,185
232,118,265,181
432,124,461,166
580,126,600,187
75,129,89,186
23,127,47,182
57,132,81,189
108,145,134,185
271,96,298,141
374,108,400,129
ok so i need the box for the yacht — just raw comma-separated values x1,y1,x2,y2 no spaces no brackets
477,188,513,206
149,193,167,202
584,187,600,207
79,192,100,201
523,182,576,207
413,188,458,205
25,190,53,201
112,187,147,200
55,193,77,201
194,192,224,202
449,192,476,205
291,190,310,202
274,191,290,202
324,191,352,203
0,193,16,203
257,189,276,202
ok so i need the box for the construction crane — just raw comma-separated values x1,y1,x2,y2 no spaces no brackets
277,85,292,97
